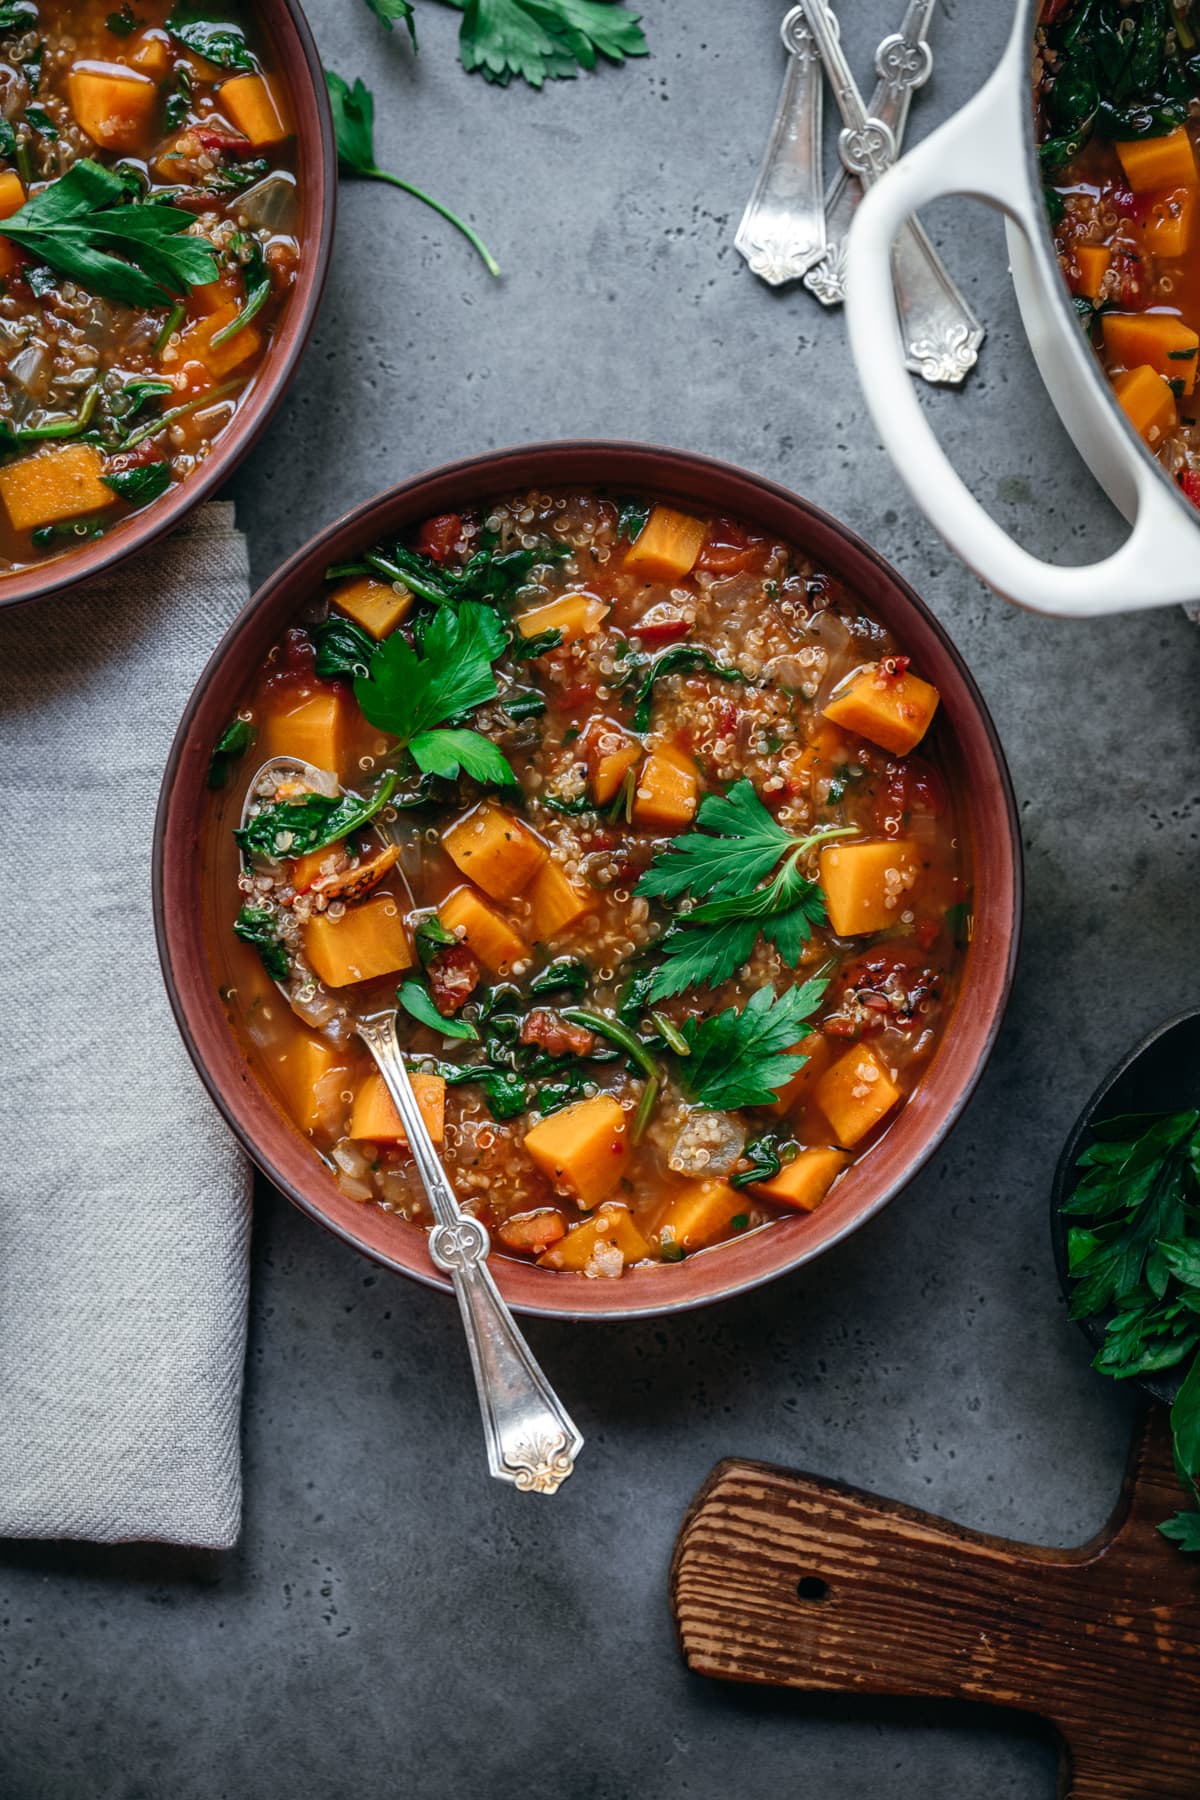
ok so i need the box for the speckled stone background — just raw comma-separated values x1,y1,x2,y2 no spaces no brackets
3,3,1199,1796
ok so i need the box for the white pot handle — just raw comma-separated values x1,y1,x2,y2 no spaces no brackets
843,57,1200,618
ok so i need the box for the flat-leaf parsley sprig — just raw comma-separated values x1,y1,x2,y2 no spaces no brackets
636,779,854,1000
1064,1108,1200,1551
354,600,517,787
676,978,830,1113
326,70,500,275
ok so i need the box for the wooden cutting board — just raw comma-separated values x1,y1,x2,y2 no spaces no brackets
670,1407,1199,1798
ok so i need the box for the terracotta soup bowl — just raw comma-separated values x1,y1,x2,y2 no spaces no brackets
155,442,1022,1320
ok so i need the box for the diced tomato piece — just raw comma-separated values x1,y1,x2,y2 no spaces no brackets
281,627,315,675
416,512,464,563
1180,470,1200,508
519,1009,595,1057
695,516,767,576
497,1209,567,1254
428,943,481,1016
914,916,941,952
636,613,692,645
559,682,596,710
196,129,255,158
716,700,739,737
873,757,946,835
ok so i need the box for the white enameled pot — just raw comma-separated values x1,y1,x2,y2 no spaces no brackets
843,0,1200,618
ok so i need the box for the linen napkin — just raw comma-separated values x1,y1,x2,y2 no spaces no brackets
0,502,253,1548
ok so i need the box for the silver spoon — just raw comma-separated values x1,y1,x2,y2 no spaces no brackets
803,0,937,308
736,6,829,286
240,756,584,1494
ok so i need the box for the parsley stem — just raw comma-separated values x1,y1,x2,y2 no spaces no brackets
362,165,500,278
562,1008,661,1144
211,273,271,348
364,549,447,604
651,1010,689,1056
14,378,100,443
155,300,185,354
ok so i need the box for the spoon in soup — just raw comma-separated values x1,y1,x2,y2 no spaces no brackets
240,756,584,1494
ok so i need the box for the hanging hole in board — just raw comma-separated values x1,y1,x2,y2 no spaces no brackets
796,1575,829,1602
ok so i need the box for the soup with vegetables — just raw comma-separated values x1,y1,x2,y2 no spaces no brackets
1039,0,1200,494
205,491,971,1279
0,0,300,573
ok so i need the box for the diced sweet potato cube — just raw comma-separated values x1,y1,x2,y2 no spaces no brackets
219,72,290,147
439,885,527,976
537,1202,649,1272
527,860,594,941
331,575,410,641
188,277,237,316
0,171,24,221
583,718,642,805
515,591,610,644
1116,126,1197,193
349,1070,445,1145
819,840,920,937
1102,311,1200,395
524,1094,628,1209
1140,187,1196,260
259,691,346,773
127,30,171,78
766,1032,833,1116
752,1146,849,1212
68,61,159,151
656,1179,746,1253
288,845,343,893
269,1032,348,1136
823,663,940,756
817,1045,900,1147
624,505,708,581
1074,243,1111,301
632,743,698,831
304,895,413,987
442,802,547,899
170,304,262,386
1112,364,1178,445
498,1208,567,1254
0,445,116,533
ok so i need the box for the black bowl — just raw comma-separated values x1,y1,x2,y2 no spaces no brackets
1050,1009,1200,1407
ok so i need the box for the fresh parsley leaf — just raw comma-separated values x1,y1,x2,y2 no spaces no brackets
617,496,650,539
102,461,171,506
361,0,417,44
623,643,744,734
398,977,480,1041
166,4,257,70
207,717,255,789
233,905,289,981
443,0,649,89
237,772,397,861
638,781,793,904
409,726,518,787
313,615,376,681
1,160,219,307
677,979,828,1112
325,68,499,275
1160,1510,1200,1551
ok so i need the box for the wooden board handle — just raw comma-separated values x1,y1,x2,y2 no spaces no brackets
670,1410,1200,1799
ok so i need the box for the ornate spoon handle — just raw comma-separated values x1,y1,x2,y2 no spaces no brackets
800,0,983,385
804,0,935,308
735,6,829,286
357,1010,584,1495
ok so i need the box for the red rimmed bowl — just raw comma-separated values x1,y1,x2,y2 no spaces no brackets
155,442,1022,1320
0,0,336,613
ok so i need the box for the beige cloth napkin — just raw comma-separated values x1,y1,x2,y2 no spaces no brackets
0,503,253,1547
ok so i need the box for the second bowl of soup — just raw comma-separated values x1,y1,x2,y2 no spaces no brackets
157,443,1021,1319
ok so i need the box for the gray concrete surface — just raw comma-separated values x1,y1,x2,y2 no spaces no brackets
3,2,1199,1795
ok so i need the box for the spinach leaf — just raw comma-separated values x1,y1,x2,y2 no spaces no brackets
166,3,256,70
236,771,397,861
415,914,458,968
618,497,650,539
622,643,745,734
529,958,590,998
398,978,479,1042
102,461,171,506
233,905,288,981
207,716,255,789
313,615,376,681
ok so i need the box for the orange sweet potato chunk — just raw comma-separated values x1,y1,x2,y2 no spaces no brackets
515,591,609,644
218,72,290,147
766,1032,832,1117
1116,126,1197,193
304,895,413,987
751,1146,849,1212
624,505,708,581
1140,187,1196,260
527,860,594,941
656,1179,746,1253
1112,364,1178,445
270,1033,349,1136
819,840,920,937
631,744,698,831
0,445,116,533
442,803,548,899
537,1202,649,1272
171,304,263,388
498,1208,568,1254
439,885,527,976
349,1070,445,1145
259,691,346,773
1102,311,1200,395
332,576,410,640
1074,243,1111,301
816,1046,901,1147
823,663,940,756
68,61,159,151
584,720,642,806
0,171,24,221
524,1095,628,1209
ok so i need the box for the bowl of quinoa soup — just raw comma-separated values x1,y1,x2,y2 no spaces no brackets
0,0,334,609
156,443,1021,1321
